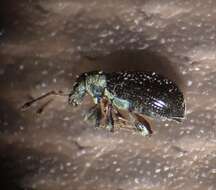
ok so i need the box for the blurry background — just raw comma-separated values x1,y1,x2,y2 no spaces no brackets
0,0,216,189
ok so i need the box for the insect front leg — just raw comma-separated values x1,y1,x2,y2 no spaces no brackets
105,103,114,132
83,103,102,128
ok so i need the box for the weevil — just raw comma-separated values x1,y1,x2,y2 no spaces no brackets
22,71,185,136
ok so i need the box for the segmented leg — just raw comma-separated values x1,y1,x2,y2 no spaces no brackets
113,109,127,124
83,103,102,128
134,122,152,136
105,103,114,132
128,112,152,136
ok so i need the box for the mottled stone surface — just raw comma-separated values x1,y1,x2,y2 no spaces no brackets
0,0,216,190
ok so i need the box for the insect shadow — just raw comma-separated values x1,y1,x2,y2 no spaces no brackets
79,49,185,90
0,97,27,134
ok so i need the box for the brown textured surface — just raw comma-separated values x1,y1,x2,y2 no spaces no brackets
0,0,216,190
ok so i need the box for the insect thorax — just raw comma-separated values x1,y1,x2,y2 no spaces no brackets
85,72,107,104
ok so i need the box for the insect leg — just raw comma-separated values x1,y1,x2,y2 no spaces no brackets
128,113,152,136
113,109,127,124
134,122,152,136
135,114,153,135
84,103,102,128
105,103,114,132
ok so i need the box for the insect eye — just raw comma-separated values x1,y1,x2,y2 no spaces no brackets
91,85,103,96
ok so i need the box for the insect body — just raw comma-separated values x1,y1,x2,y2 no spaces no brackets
69,71,185,136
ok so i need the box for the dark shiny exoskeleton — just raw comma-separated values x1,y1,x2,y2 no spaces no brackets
68,71,185,136
105,72,185,121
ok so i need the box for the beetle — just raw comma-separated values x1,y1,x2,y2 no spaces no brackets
22,71,185,136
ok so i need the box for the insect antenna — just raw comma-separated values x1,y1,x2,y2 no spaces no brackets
21,90,69,111
36,98,54,114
